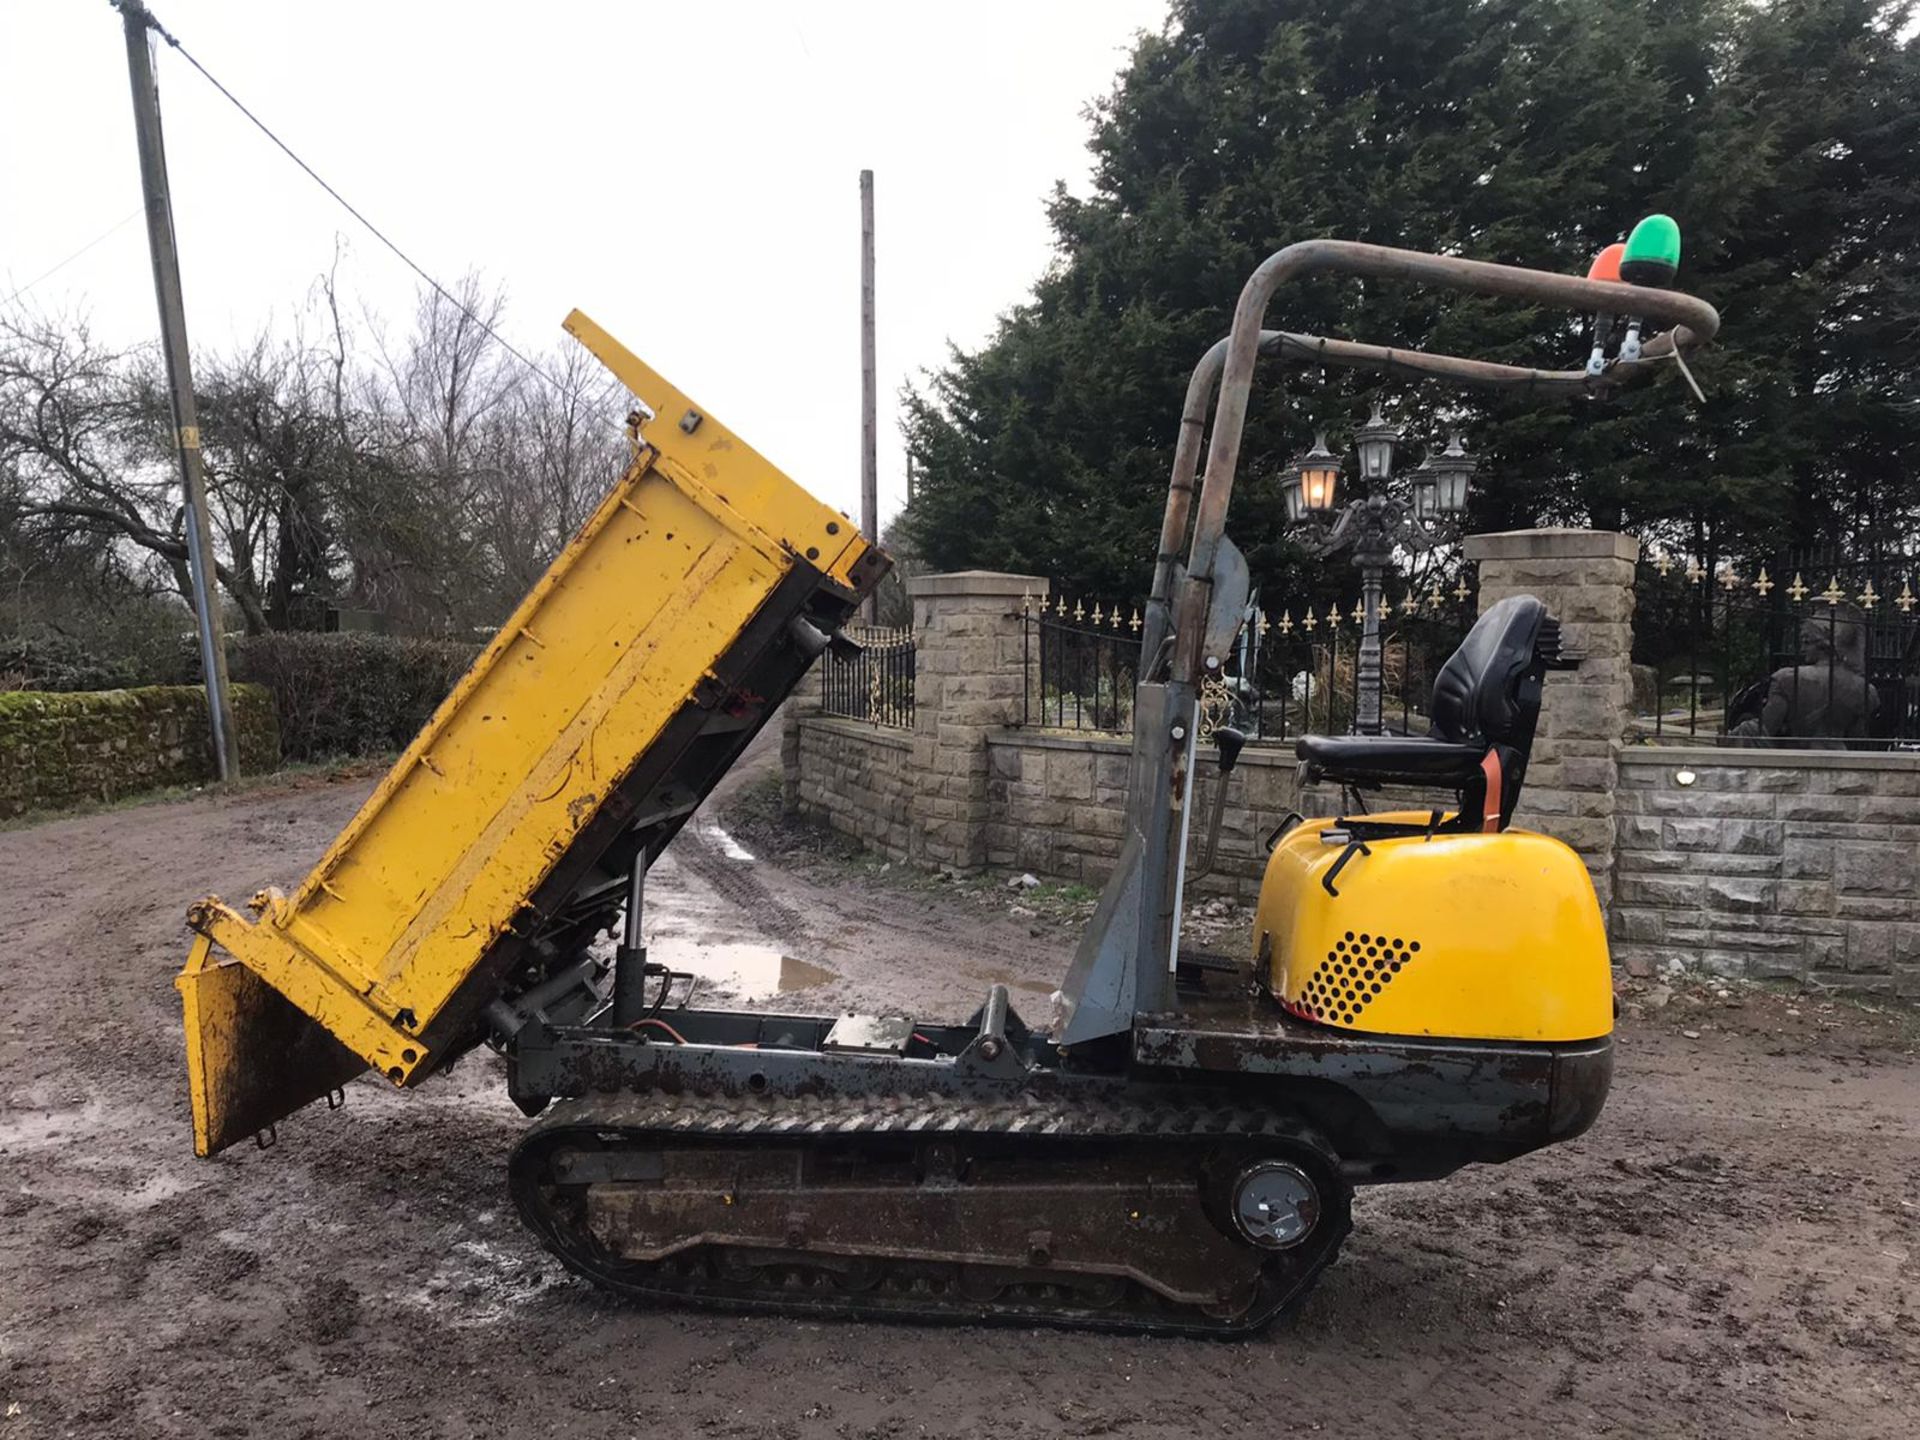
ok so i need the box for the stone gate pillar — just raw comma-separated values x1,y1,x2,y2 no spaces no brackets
1464,529,1638,908
907,571,1049,871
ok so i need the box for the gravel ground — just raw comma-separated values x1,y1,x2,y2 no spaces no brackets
1,742,1916,1439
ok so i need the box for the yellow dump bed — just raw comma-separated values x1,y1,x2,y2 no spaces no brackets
178,312,886,1155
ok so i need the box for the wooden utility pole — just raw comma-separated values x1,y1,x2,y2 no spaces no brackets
115,0,239,779
859,168,877,622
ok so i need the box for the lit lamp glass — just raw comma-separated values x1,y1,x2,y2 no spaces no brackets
1427,432,1478,516
1295,432,1340,514
1353,402,1402,483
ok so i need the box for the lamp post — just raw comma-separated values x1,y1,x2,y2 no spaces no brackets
1285,405,1476,733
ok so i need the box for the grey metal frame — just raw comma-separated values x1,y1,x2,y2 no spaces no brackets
1056,240,1720,1046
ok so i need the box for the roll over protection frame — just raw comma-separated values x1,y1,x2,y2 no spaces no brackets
1139,240,1721,680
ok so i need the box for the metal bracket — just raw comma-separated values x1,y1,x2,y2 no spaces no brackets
955,984,1031,1078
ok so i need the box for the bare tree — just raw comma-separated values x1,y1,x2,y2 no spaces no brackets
0,305,256,624
2,267,634,652
190,331,349,630
468,338,626,612
340,273,522,631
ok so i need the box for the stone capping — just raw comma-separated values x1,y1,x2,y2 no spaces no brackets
1619,744,1920,773
1463,528,1640,564
995,727,1299,769
798,714,913,751
906,570,1049,599
992,729,1129,754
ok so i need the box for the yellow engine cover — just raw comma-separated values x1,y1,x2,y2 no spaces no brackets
1255,812,1613,1043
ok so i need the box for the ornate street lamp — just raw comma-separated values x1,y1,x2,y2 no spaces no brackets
1293,432,1340,515
1409,459,1438,522
1426,432,1478,516
1353,403,1402,484
1284,409,1475,734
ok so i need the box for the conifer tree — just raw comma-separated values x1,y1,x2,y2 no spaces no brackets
902,0,1920,601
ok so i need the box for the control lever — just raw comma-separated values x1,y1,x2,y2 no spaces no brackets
1190,725,1247,882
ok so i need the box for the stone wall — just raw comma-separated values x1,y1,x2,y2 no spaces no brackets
982,732,1326,899
791,553,1628,901
0,684,280,818
905,572,1041,870
789,559,1920,998
1612,746,1920,997
786,714,914,861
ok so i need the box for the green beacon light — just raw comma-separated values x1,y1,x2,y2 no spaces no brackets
1619,214,1681,288
1615,214,1683,364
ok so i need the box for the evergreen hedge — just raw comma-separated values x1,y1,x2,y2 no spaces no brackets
223,632,482,762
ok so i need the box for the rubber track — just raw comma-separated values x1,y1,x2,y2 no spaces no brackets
509,1089,1353,1337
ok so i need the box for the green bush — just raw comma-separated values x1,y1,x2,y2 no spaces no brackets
0,634,141,692
224,632,482,762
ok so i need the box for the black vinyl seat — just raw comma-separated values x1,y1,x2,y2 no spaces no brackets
1295,595,1567,832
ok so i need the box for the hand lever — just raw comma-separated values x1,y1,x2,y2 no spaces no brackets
1191,725,1247,882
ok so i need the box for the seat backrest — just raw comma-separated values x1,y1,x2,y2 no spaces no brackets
1428,595,1563,828
1428,595,1555,747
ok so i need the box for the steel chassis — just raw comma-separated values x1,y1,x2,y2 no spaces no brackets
495,240,1713,1330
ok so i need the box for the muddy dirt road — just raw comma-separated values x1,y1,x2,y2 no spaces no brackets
2,754,1917,1439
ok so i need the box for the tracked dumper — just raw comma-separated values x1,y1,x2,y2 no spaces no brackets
180,241,1718,1333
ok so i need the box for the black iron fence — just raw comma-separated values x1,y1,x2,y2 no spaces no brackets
1020,581,1477,741
821,624,916,730
1021,597,1142,733
1633,551,1920,748
1236,582,1478,742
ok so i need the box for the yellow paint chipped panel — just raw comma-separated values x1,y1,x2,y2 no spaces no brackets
1256,814,1613,1043
177,930,366,1157
177,318,881,1130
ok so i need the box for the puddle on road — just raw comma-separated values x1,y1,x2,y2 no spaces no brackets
702,820,756,863
647,938,836,1000
637,821,830,1000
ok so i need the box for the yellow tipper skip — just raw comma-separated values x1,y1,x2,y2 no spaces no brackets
179,311,886,1155
181,229,1718,1336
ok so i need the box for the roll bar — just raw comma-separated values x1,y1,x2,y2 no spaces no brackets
1141,239,1721,673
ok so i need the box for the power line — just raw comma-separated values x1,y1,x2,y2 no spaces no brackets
117,0,577,400
1,208,143,307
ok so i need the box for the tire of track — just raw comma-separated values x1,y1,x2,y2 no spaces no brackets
508,1089,1353,1338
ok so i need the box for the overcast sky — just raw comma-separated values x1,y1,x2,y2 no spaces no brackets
1,0,1170,529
